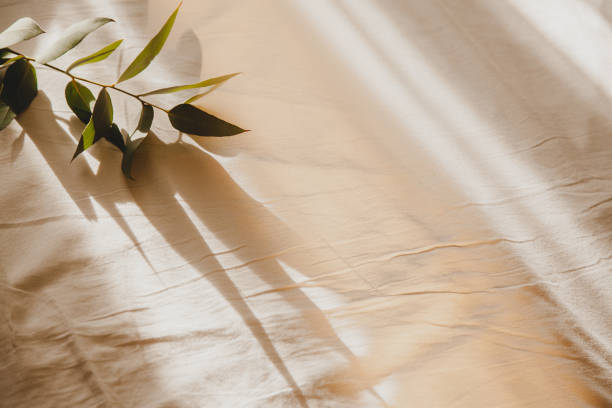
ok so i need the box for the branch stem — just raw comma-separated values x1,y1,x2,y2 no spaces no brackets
9,49,169,113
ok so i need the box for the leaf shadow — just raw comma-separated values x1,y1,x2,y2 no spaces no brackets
16,91,383,406
10,129,25,161
122,131,388,406
15,91,154,269
15,92,98,219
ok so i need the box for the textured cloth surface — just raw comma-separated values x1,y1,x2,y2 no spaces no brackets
1,0,611,407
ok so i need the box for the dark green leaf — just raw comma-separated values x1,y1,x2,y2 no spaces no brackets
67,39,123,72
120,103,153,179
37,17,114,64
0,17,44,49
121,135,146,179
105,123,126,152
0,49,15,57
139,72,239,97
137,103,153,132
168,103,246,136
92,87,113,133
0,48,17,64
0,100,15,130
71,137,84,160
1,59,37,114
117,2,181,83
71,118,96,161
64,80,95,123
73,87,113,160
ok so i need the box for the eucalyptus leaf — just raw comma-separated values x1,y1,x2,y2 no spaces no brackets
0,101,15,130
72,87,113,161
183,85,220,104
120,103,152,179
0,49,15,58
1,58,37,114
71,118,95,161
121,135,146,179
0,17,45,49
137,103,153,132
0,55,23,70
67,39,123,72
117,2,181,83
65,80,95,123
168,103,246,136
82,117,96,149
0,48,18,64
139,72,239,97
105,122,126,152
92,87,113,134
37,17,114,64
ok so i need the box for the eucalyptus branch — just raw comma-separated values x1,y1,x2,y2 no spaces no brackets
38,59,169,113
0,3,247,179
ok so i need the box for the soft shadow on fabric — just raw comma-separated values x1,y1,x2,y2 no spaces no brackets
16,92,386,406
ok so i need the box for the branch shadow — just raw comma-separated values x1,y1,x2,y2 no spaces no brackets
9,93,164,406
16,92,155,271
16,91,385,406
125,131,389,406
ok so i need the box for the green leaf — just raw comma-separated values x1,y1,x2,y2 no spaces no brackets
0,101,16,130
71,118,96,161
121,135,146,179
117,2,181,83
137,103,153,132
37,17,114,64
1,58,37,114
168,104,246,136
64,80,95,124
0,17,44,49
82,117,96,149
139,72,239,97
66,39,123,72
0,54,23,69
105,123,126,152
183,86,220,104
0,48,18,64
92,87,113,134
72,87,113,161
0,49,14,58
121,103,153,179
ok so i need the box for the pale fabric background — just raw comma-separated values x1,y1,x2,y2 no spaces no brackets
1,0,611,406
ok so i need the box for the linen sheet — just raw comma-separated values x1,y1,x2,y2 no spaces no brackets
1,0,611,406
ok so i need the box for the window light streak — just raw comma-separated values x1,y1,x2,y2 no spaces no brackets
509,0,612,103
295,0,612,381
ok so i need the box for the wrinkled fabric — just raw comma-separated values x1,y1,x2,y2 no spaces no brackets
1,0,611,407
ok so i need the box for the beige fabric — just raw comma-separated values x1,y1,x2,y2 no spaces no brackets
1,0,611,406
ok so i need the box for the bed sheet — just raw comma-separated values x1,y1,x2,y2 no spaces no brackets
1,0,611,406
